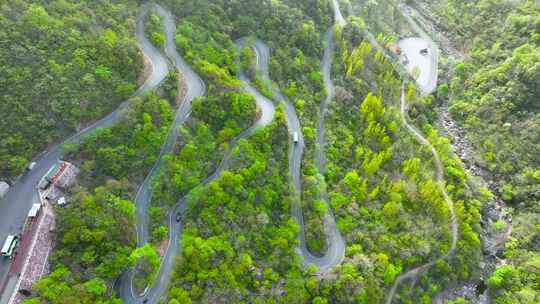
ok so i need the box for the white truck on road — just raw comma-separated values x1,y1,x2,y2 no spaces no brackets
293,132,299,143
27,162,37,171
0,181,9,199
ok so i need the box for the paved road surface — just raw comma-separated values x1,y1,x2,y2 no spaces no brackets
132,3,206,250
0,5,169,294
332,0,347,27
249,21,346,274
117,5,275,304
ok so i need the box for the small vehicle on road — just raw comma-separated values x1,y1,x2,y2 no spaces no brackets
293,132,299,144
175,212,181,223
27,162,36,171
420,48,429,56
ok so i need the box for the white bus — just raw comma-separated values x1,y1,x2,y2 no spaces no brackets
1,235,19,258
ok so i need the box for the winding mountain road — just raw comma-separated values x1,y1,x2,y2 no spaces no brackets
384,85,458,304
132,3,206,250
247,19,346,274
310,20,347,273
0,5,169,294
332,0,347,27
332,2,456,301
117,4,206,303
117,5,275,304
1,2,457,303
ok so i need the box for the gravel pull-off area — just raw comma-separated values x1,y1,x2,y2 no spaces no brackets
398,37,438,94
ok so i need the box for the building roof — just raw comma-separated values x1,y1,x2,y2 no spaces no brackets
45,162,66,183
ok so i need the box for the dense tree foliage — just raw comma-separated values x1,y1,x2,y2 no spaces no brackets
23,181,136,304
148,87,257,243
145,10,165,49
24,92,174,303
0,0,142,180
23,265,121,304
7,0,521,303
437,1,540,205
408,1,540,302
64,93,173,187
487,211,540,303
161,0,339,256
302,18,483,303
167,109,303,303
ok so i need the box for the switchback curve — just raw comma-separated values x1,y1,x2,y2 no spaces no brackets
118,5,275,303
244,27,346,275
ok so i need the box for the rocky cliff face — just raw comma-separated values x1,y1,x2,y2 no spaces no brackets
435,105,513,303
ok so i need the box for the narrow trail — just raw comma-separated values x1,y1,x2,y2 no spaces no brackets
335,2,459,302
118,5,275,303
384,85,459,304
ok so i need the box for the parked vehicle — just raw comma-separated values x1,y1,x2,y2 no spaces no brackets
1,235,19,258
420,48,429,55
27,162,37,171
38,178,51,190
293,132,299,143
402,54,409,65
27,203,42,218
0,181,9,199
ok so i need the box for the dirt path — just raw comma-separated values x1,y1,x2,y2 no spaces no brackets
384,86,459,304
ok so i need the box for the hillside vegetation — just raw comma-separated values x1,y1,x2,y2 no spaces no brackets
23,92,173,303
0,0,142,180
11,0,540,303
411,0,540,302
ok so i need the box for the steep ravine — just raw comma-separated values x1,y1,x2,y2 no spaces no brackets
396,2,513,302
433,106,513,304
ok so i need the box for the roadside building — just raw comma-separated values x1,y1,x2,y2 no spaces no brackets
44,161,79,190
9,205,55,304
40,161,78,206
0,181,9,199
